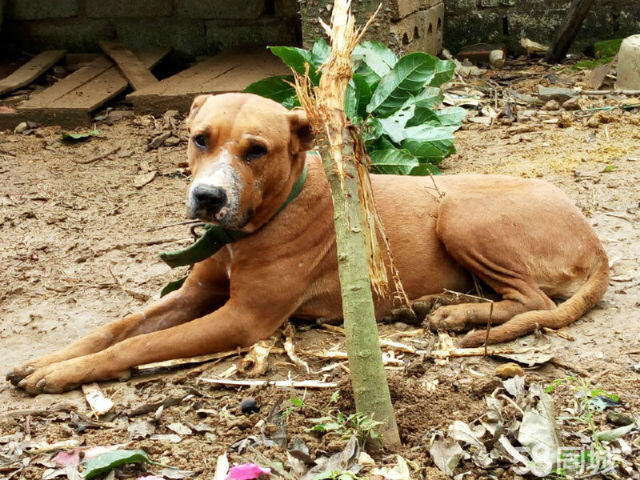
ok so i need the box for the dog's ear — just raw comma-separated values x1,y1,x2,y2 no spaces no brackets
287,109,314,154
187,95,210,129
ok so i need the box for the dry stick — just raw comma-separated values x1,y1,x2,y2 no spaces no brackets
484,301,495,357
197,378,339,389
582,89,640,95
146,219,201,232
75,146,121,164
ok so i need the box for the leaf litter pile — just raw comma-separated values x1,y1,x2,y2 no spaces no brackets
0,320,638,480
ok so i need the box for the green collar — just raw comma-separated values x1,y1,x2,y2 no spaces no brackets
159,162,308,292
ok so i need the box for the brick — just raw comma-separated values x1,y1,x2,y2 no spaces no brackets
390,3,444,54
176,0,264,19
114,19,207,57
205,17,299,53
8,0,79,20
86,0,172,18
3,19,114,52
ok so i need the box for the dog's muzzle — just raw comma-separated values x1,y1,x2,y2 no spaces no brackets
190,185,228,219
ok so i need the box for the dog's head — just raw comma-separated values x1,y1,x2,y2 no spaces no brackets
185,93,314,231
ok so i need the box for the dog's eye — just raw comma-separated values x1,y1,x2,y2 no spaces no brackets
192,134,207,150
245,144,267,161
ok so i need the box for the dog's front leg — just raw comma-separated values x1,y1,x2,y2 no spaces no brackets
7,267,228,386
17,300,285,394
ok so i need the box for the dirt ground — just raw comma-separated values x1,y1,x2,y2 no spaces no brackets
0,59,639,479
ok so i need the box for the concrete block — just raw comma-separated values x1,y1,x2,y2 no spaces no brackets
205,17,299,53
3,19,114,52
86,0,172,18
444,0,476,16
115,19,207,57
8,0,79,20
176,0,264,19
388,0,441,21
390,3,444,54
443,11,504,53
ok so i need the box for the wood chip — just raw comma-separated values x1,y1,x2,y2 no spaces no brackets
81,383,113,416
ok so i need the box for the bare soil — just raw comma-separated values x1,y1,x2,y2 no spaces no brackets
0,60,639,479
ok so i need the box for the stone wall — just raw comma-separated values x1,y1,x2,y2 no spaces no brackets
0,0,300,57
1,0,638,59
444,0,640,54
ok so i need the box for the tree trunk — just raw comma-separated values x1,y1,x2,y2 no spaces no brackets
545,0,596,63
319,136,401,448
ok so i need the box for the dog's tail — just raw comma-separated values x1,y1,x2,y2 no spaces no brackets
460,250,610,347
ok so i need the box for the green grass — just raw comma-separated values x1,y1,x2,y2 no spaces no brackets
573,38,623,70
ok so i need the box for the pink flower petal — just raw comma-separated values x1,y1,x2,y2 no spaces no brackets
53,449,81,467
225,463,271,480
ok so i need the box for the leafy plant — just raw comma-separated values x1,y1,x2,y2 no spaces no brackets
314,470,363,480
282,393,381,447
245,39,464,175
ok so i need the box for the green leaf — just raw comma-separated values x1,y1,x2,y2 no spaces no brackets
428,58,456,87
402,126,458,164
290,398,305,407
243,75,298,109
410,163,441,175
377,105,416,143
83,449,153,479
352,41,398,89
311,38,330,67
407,86,443,109
61,129,99,142
269,46,320,84
595,423,635,442
160,276,187,297
367,53,452,117
344,81,359,123
369,148,420,175
601,164,618,173
330,390,340,403
436,106,468,126
352,73,372,119
406,107,440,127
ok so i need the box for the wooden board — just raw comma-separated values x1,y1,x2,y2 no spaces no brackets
12,48,170,127
99,41,159,91
0,50,66,96
127,48,290,115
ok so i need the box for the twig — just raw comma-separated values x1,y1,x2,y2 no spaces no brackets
499,393,525,416
135,348,252,372
542,327,575,341
0,404,76,418
549,358,590,377
94,237,184,254
197,378,338,389
75,146,121,164
484,301,494,357
581,89,640,95
146,219,202,232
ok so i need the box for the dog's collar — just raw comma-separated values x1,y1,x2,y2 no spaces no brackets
158,161,309,295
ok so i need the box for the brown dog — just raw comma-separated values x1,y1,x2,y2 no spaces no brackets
7,93,609,394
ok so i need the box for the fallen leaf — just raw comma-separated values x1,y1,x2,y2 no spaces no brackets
53,449,81,467
82,383,113,416
225,463,271,480
167,423,192,436
128,420,156,440
134,171,157,189
212,452,230,480
61,130,99,142
595,422,635,442
430,434,463,475
83,449,153,480
372,455,410,480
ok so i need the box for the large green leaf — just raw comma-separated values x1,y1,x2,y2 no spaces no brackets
83,449,153,479
353,41,397,81
402,125,458,164
369,148,420,175
311,38,330,67
410,163,441,175
269,46,320,84
244,75,298,109
436,106,467,126
367,53,451,118
428,58,456,87
407,86,444,109
377,104,415,143
406,107,441,127
352,73,372,119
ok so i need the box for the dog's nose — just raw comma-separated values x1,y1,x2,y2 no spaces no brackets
192,185,227,212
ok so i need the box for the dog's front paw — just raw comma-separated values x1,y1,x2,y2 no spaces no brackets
16,356,131,395
6,354,61,385
427,305,470,332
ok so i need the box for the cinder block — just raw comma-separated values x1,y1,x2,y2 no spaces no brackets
388,0,441,21
114,19,207,56
176,0,264,19
86,0,172,18
390,3,444,54
205,17,299,53
3,19,114,52
8,0,79,20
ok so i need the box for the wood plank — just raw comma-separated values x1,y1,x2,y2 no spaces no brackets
99,41,159,91
17,49,170,127
127,48,290,115
0,50,66,96
19,56,113,109
545,0,596,63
